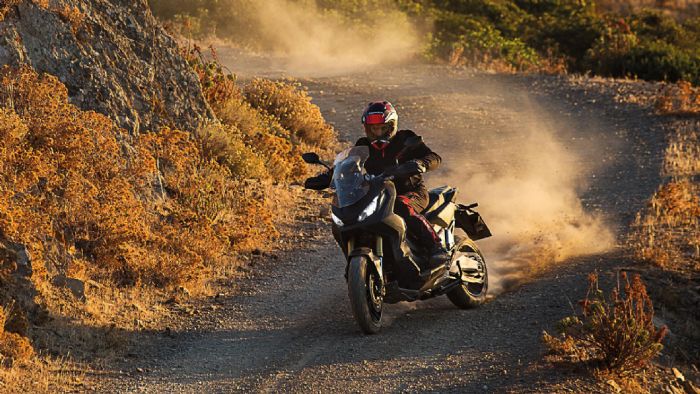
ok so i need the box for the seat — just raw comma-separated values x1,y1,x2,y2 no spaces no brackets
423,186,458,227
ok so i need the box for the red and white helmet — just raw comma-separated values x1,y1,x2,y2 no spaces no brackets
361,101,398,141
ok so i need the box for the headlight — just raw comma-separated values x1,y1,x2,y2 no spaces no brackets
331,212,344,226
358,194,380,222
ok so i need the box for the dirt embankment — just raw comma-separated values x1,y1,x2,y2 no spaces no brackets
0,0,214,132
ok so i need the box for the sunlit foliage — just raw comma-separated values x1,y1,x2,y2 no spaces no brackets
543,272,667,374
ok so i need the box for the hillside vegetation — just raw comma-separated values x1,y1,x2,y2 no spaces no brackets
0,54,335,376
149,0,700,84
0,1,336,389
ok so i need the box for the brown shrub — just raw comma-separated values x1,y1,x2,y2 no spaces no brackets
216,95,270,135
244,131,308,183
194,122,268,179
181,44,320,183
0,306,34,367
0,331,34,366
544,272,667,375
0,66,275,289
181,44,238,114
55,5,85,35
655,81,700,115
244,78,337,149
0,0,21,22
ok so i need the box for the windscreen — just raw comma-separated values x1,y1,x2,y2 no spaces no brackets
331,146,370,207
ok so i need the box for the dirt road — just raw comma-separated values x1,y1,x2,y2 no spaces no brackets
94,62,667,393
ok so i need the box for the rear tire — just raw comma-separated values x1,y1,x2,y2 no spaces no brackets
447,237,488,309
347,256,382,334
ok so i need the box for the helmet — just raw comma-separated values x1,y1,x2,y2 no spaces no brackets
361,101,398,142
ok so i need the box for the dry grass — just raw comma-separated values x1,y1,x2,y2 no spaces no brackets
662,123,700,178
628,121,700,271
629,179,700,271
0,355,85,393
655,81,700,116
543,272,667,375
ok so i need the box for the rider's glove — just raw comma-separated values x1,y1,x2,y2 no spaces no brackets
304,172,332,190
385,160,426,178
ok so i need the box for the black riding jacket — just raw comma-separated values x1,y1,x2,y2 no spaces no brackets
305,130,441,195
356,129,441,195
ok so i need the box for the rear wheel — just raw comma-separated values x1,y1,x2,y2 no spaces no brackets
347,256,382,334
447,237,488,309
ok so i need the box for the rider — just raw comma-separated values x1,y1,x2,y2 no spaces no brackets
305,101,450,270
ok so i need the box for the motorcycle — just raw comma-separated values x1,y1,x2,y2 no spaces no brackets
302,139,491,334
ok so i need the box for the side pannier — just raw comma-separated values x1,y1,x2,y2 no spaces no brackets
455,203,492,240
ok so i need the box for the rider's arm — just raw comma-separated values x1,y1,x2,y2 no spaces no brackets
401,130,441,173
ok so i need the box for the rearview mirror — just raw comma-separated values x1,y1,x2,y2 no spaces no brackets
302,152,321,164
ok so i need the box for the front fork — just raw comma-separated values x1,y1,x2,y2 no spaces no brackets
346,235,385,290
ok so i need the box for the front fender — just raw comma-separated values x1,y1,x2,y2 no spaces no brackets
347,247,383,286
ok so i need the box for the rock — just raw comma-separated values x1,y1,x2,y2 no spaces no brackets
0,240,32,277
0,0,215,133
51,275,86,300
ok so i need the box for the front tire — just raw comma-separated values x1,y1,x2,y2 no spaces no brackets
447,237,488,309
347,256,383,334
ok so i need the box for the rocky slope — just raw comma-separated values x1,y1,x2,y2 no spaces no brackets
0,0,213,133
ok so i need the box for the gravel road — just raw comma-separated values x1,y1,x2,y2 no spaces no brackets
93,61,668,393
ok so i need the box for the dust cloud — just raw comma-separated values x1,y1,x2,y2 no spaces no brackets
441,93,616,295
219,0,422,76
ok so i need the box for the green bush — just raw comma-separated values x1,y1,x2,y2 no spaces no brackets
523,8,604,70
624,40,700,84
149,0,700,84
428,0,529,37
587,19,700,85
431,11,540,69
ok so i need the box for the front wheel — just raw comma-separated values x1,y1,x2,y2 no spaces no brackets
447,237,488,309
347,256,383,334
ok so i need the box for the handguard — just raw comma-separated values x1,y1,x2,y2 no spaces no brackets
304,173,332,190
